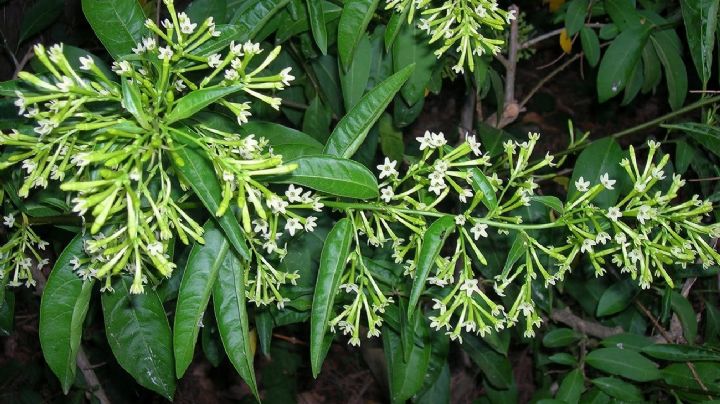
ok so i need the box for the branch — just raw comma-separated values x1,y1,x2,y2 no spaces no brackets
520,23,605,50
550,307,623,339
504,4,520,107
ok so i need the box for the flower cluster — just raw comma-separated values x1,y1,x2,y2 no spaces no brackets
0,0,294,293
385,0,515,73
0,213,50,287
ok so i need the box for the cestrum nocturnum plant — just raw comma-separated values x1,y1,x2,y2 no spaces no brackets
385,0,516,72
0,0,298,294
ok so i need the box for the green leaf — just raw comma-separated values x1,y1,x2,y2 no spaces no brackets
310,219,353,377
228,0,290,40
312,55,344,117
393,19,436,105
596,279,636,317
670,291,697,344
81,0,148,59
173,221,228,377
707,304,720,343
340,34,372,110
469,168,498,212
651,34,688,110
384,7,407,51
568,137,624,208
596,24,651,103
102,277,175,399
462,333,513,389
499,233,527,279
384,315,432,403
642,344,720,362
665,122,720,160
543,328,582,348
237,121,324,160
680,0,719,85
591,377,644,402
580,27,601,67
600,333,653,351
337,0,380,69
213,247,259,398
641,42,662,93
531,196,564,214
604,0,643,30
379,113,404,162
307,0,328,54
586,347,661,382
661,362,720,391
121,78,149,128
269,155,379,199
407,216,455,318
172,137,250,260
166,86,242,124
19,0,64,44
302,96,333,143
39,235,94,393
324,64,414,158
549,353,578,366
556,369,585,404
565,0,588,36
185,0,228,24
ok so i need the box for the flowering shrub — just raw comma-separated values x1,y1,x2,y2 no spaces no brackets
1,0,720,402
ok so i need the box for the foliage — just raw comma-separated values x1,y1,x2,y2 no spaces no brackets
1,0,720,402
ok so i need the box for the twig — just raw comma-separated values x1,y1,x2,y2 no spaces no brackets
12,46,34,79
550,307,623,338
504,5,520,108
519,53,582,110
520,23,605,50
0,29,19,71
272,333,306,345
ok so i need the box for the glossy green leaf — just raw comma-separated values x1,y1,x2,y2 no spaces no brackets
469,168,498,212
600,333,653,351
641,42,662,93
19,0,64,44
591,377,644,402
307,0,328,54
462,333,513,389
565,0,588,36
543,328,582,348
680,0,719,85
661,362,720,391
228,0,290,40
597,24,651,103
642,344,720,362
302,96,333,143
665,122,720,159
586,347,661,382
213,247,259,398
556,369,585,404
379,113,404,162
407,216,455,318
549,353,578,366
337,0,380,69
499,233,527,279
340,34,372,110
102,277,175,399
580,27,601,67
312,55,344,116
172,136,250,260
596,279,636,317
531,196,564,215
276,1,342,42
310,219,353,377
269,155,379,199
166,86,242,124
670,291,697,344
174,221,228,377
604,0,643,30
121,78,149,128
81,0,148,59
324,64,414,158
384,7,407,50
393,20,436,105
384,315,431,403
39,235,94,393
185,0,228,23
651,34,688,110
568,137,624,208
237,121,324,160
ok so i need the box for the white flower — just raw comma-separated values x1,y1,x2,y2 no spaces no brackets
416,131,433,150
652,168,666,180
253,219,269,234
243,41,261,54
377,157,398,179
147,242,164,256
304,217,317,232
224,69,239,81
132,42,145,54
267,195,288,214
431,132,447,148
615,232,627,244
69,256,82,270
600,173,616,190
647,140,660,149
37,240,49,250
607,206,622,222
455,215,466,225
595,232,610,245
470,222,488,240
428,182,446,195
460,278,480,296
581,238,596,253
3,214,15,228
458,188,473,203
285,218,303,236
222,171,235,182
161,19,173,29
158,46,174,60
22,160,36,173
142,37,156,50
467,135,482,156
575,177,590,193
79,55,94,71
312,200,324,212
207,53,222,68
178,12,197,34
229,41,243,54
174,80,187,92
285,184,304,203
111,60,132,75
280,67,295,86
637,205,655,224
380,186,394,202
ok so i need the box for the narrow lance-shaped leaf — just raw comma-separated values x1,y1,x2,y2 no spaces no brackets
229,0,290,40
310,218,353,377
81,0,148,59
651,35,688,110
680,0,719,86
384,314,432,402
101,277,176,400
174,221,229,377
324,64,415,158
596,24,651,103
565,0,588,36
306,0,328,54
407,216,455,319
213,247,259,398
166,86,243,124
469,168,498,212
338,0,380,69
585,347,661,382
267,155,379,199
171,134,250,260
39,235,94,394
